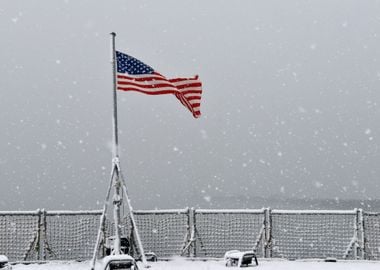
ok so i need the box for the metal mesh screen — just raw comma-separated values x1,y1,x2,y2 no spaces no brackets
130,209,190,258
0,211,40,261
363,212,380,260
270,210,357,259
2,208,380,261
194,209,266,258
44,211,102,260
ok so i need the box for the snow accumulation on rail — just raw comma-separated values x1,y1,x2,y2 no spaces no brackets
12,258,380,270
271,209,358,214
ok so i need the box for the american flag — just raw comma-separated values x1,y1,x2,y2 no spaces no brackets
116,51,202,118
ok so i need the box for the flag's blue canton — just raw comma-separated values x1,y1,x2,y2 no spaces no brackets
116,51,154,75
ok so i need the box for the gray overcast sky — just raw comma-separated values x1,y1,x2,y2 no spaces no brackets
1,0,380,210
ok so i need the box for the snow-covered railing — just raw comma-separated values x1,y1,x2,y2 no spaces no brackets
190,209,267,258
269,209,362,260
0,210,41,261
0,208,379,262
0,210,103,262
43,210,103,261
363,212,380,260
131,208,190,258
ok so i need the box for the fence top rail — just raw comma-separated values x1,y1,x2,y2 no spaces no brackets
45,210,103,216
133,208,189,215
195,209,266,214
0,210,40,216
271,209,357,215
363,211,380,216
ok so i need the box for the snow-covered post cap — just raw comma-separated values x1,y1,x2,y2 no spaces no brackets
0,255,9,263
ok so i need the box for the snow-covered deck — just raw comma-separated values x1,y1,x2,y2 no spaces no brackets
12,258,380,270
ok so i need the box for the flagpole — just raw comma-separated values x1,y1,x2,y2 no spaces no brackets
91,33,150,269
110,32,149,268
111,32,119,159
110,32,122,256
89,32,121,270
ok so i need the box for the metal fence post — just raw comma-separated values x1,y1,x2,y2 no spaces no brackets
181,207,191,257
357,209,364,260
264,208,272,258
35,209,42,261
40,209,46,260
192,208,197,257
352,208,358,259
352,208,364,260
263,208,267,257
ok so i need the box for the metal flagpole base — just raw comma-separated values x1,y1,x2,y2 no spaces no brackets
90,163,118,270
119,168,150,268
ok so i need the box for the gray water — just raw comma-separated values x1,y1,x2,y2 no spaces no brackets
142,194,380,212
210,196,380,212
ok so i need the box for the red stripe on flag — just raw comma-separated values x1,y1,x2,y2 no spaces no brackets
117,71,202,118
117,87,178,95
